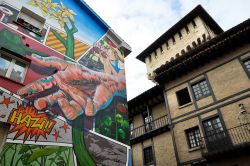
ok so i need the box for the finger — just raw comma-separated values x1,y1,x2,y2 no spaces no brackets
31,54,69,70
34,90,65,110
58,98,83,120
85,97,96,117
18,76,57,97
54,76,87,107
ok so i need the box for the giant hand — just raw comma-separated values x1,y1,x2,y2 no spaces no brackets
18,54,126,120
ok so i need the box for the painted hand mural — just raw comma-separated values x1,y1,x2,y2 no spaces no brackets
18,53,126,120
0,0,130,165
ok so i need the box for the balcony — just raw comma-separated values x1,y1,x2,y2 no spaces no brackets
130,115,170,145
200,123,250,161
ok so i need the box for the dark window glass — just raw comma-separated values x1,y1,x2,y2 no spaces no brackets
166,41,169,49
172,37,176,44
192,20,197,27
185,26,190,33
154,51,157,58
178,31,182,39
176,88,192,106
160,46,163,53
203,117,226,142
191,80,210,100
186,127,201,148
244,59,250,73
144,146,154,165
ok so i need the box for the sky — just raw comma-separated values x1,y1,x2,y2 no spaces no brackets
83,0,250,100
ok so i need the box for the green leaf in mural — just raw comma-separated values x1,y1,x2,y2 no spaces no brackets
116,113,124,124
18,145,38,155
26,147,60,164
118,128,126,140
121,120,129,129
103,116,113,127
0,29,49,57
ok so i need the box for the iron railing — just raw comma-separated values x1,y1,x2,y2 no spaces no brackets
200,123,250,155
130,115,169,140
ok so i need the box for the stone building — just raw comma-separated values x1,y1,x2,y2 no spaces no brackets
128,5,250,166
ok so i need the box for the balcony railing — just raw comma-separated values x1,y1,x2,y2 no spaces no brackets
200,123,250,158
130,115,169,140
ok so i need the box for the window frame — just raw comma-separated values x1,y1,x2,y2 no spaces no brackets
16,7,46,36
176,87,192,107
185,126,201,149
242,57,250,79
143,146,155,166
142,107,154,132
191,79,211,100
0,50,29,83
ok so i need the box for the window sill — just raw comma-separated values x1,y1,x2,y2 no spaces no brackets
188,146,202,152
178,102,193,109
0,75,25,86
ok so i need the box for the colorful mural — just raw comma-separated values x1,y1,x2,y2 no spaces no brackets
0,0,131,166
45,29,90,60
0,144,74,166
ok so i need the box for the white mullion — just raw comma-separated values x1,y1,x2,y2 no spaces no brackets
21,64,28,83
6,59,15,78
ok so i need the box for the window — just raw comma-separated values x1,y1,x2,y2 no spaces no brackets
166,41,170,50
191,79,211,100
186,127,201,148
176,88,192,106
243,58,250,73
143,108,154,132
178,31,182,39
154,51,157,58
185,26,190,33
160,46,163,54
203,116,232,152
172,37,176,44
203,116,227,142
16,7,46,35
191,20,197,28
143,146,154,166
0,51,28,83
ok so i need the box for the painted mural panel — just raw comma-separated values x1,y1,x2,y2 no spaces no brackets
0,0,131,165
0,143,74,166
45,28,90,60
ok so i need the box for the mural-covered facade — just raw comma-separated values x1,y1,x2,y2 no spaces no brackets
0,0,131,165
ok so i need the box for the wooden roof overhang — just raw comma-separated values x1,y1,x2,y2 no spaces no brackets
128,86,164,119
154,19,250,84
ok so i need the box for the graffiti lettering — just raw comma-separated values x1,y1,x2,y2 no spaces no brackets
9,110,54,131
7,105,56,142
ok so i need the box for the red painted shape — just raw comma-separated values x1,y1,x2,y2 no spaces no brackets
60,122,70,133
0,96,15,108
52,129,61,141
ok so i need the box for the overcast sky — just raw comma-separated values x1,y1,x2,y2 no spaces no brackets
84,0,250,100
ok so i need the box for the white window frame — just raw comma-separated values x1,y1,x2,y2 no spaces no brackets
0,50,29,83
